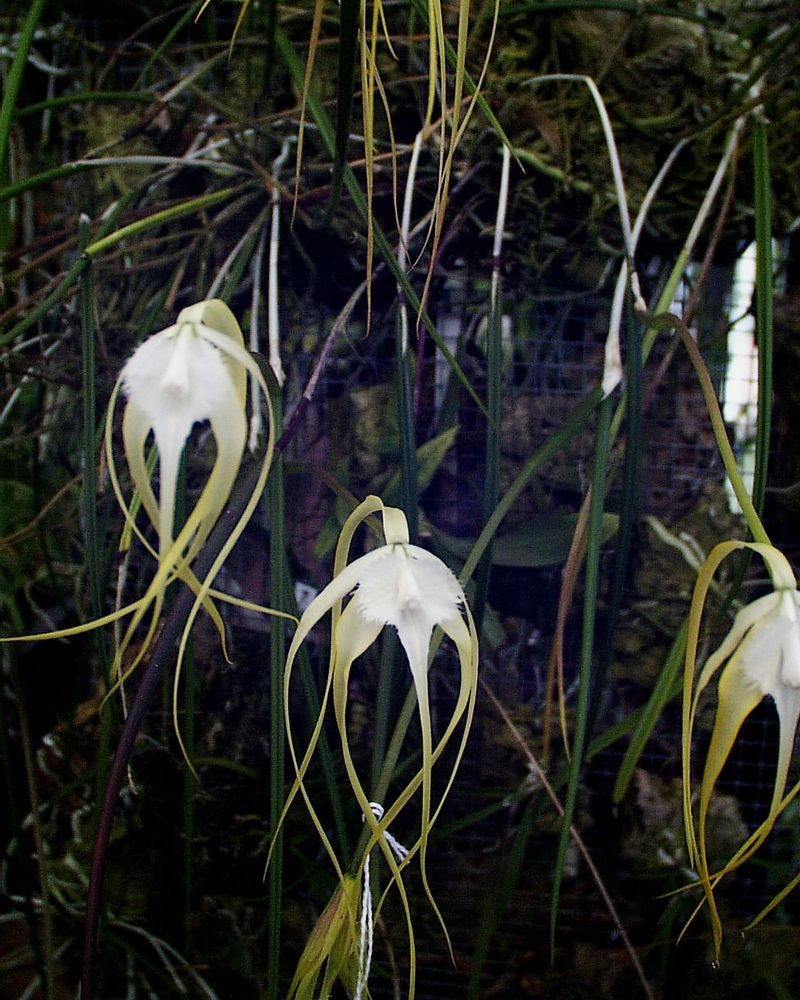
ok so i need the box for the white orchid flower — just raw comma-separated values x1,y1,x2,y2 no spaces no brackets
682,540,800,956
4,300,278,762
119,299,248,566
107,300,278,741
274,495,479,999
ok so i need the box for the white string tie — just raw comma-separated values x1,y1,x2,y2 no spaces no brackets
354,802,409,1000
369,801,409,864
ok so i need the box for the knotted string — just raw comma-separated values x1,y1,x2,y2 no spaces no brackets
355,802,409,1000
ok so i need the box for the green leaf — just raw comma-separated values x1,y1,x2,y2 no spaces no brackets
383,425,459,503
434,512,618,569
328,0,359,219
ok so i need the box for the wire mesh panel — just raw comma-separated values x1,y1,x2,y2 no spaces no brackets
274,256,795,998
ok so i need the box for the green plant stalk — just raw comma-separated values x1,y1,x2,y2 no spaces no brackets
662,313,769,545
473,144,509,630
0,163,106,206
473,285,502,631
0,0,47,251
353,682,420,864
79,220,115,836
250,0,278,109
396,314,419,542
267,394,286,1000
80,219,104,625
0,156,243,209
293,611,351,859
213,212,269,304
751,117,773,519
725,26,800,125
166,447,196,957
327,0,359,220
550,393,612,955
371,630,400,793
269,487,349,854
0,0,46,167
84,186,245,258
594,296,642,733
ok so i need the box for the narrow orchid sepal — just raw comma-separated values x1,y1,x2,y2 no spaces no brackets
682,540,800,956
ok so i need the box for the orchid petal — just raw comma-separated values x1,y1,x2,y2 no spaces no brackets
682,539,746,866
693,591,779,696
4,299,280,784
694,650,765,953
698,652,768,832
120,400,160,537
115,388,233,665
768,681,800,816
0,596,149,643
331,599,389,836
683,540,800,957
351,543,465,871
267,554,385,880
183,383,247,565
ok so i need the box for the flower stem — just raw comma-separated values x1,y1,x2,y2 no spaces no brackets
266,394,286,1000
0,0,46,251
550,393,612,954
752,116,773,518
656,312,770,546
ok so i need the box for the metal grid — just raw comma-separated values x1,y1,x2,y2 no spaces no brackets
283,256,793,998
